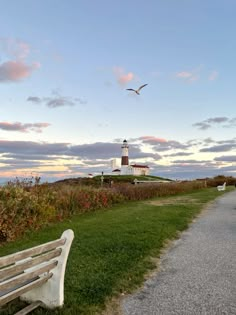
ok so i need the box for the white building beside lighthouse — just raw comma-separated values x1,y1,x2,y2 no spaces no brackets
112,139,149,176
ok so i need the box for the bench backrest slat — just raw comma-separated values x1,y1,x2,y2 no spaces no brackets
0,260,57,292
0,248,62,281
0,273,52,306
0,238,65,268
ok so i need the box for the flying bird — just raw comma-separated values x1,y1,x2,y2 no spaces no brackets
126,84,148,95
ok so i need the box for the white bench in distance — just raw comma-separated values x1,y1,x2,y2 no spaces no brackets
217,182,226,191
0,229,74,315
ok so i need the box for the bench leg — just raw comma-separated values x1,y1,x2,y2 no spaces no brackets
14,301,43,315
20,229,74,309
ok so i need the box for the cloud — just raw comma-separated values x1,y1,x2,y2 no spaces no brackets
27,92,86,108
139,136,167,144
208,70,218,81
200,144,236,152
113,67,135,86
175,70,199,82
0,38,30,59
176,72,193,79
193,117,236,130
27,96,41,104
70,142,122,159
0,60,40,82
173,159,211,164
2,153,57,161
139,136,188,151
0,121,50,133
0,38,40,83
0,140,70,155
214,155,236,162
164,152,193,157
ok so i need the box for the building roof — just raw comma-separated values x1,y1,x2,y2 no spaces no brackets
130,164,149,169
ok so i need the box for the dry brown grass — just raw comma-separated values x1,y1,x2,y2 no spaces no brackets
143,196,203,206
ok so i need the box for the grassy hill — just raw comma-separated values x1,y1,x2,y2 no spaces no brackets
53,174,172,187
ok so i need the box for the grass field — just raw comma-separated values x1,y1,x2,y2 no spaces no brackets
0,187,232,315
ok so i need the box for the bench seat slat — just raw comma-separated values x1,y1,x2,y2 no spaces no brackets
0,238,65,268
0,248,62,281
0,260,57,292
14,301,43,315
0,273,52,306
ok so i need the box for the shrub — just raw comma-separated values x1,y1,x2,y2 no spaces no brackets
205,175,236,187
0,180,56,242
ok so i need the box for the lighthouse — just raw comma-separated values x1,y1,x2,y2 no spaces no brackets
111,139,150,176
121,139,129,175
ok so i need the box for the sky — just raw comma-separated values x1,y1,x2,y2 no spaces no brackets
1,0,236,182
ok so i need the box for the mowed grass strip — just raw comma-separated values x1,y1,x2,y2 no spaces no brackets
0,187,231,315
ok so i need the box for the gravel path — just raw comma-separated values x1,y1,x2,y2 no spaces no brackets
122,191,236,315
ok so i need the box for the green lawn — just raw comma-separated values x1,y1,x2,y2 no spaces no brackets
0,187,231,315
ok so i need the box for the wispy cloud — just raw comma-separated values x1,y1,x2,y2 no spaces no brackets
113,66,135,86
164,152,193,157
175,70,199,82
27,91,86,108
0,38,30,60
0,121,50,133
193,117,236,130
208,70,218,81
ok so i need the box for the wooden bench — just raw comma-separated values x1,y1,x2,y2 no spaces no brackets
0,229,74,314
217,182,226,191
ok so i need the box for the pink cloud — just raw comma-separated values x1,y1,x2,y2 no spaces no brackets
0,121,50,133
0,38,30,59
113,66,135,86
0,60,40,82
140,136,167,143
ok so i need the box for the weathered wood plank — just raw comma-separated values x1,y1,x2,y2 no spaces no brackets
0,238,65,268
14,300,43,315
0,273,52,306
0,260,57,292
0,248,62,281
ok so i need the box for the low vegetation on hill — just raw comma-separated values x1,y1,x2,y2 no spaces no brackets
0,175,234,244
53,174,172,187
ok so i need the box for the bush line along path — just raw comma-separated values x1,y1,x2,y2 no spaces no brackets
0,186,232,315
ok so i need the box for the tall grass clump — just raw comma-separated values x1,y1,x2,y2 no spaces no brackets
113,180,205,200
54,185,124,217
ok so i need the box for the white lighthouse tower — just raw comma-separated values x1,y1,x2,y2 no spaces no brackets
121,139,129,175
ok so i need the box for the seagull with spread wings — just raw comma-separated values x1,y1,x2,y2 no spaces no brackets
126,83,148,95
